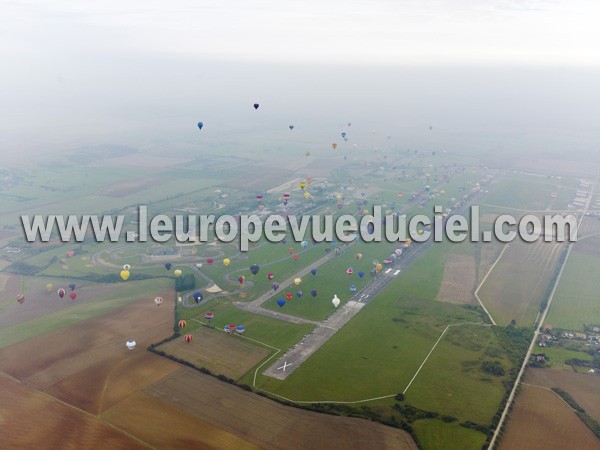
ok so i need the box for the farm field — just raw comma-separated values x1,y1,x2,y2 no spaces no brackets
545,240,600,330
526,368,600,422
477,239,564,326
147,367,419,450
412,419,487,450
499,383,600,450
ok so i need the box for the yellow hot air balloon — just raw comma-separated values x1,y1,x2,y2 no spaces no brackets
375,263,383,272
120,269,130,281
223,258,231,266
304,191,311,199
336,194,342,201
405,238,412,246
294,277,302,286
417,229,424,235
299,181,306,189
174,269,182,277
332,143,337,150
46,283,54,292
355,253,363,260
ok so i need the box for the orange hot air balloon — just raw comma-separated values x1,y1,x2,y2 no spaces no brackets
332,143,337,150
184,333,193,343
179,320,187,329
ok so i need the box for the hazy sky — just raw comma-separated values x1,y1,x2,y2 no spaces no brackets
3,0,600,65
2,1,600,158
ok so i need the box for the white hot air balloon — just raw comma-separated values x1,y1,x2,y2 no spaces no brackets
126,339,136,350
332,295,340,308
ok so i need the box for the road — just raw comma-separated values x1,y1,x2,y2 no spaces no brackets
488,175,597,449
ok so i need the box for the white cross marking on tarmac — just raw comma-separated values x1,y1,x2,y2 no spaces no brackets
277,361,293,371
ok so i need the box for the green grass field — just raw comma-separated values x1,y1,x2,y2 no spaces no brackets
545,249,600,331
413,419,487,450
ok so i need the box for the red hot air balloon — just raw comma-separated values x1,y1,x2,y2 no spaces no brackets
179,320,187,329
285,292,293,301
292,253,299,261
69,292,77,300
184,334,193,343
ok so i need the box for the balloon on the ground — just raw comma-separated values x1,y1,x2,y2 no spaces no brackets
310,268,317,275
332,295,341,307
205,312,214,321
126,340,136,350
174,269,182,277
350,285,357,292
272,282,279,291
346,267,354,275
236,325,246,334
193,292,203,303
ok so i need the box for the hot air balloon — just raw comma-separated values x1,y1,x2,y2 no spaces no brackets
177,296,182,303
267,272,274,280
299,181,306,189
292,253,299,261
68,283,76,291
193,291,203,303
311,290,318,297
184,334,193,343
350,285,357,292
332,295,340,307
227,323,237,333
256,194,263,202
332,143,337,150
236,325,246,334
69,292,77,300
289,125,294,130
301,241,308,248
120,269,130,281
197,122,203,130
375,263,383,272
272,282,280,291
250,264,260,275
46,283,53,292
358,271,365,278
165,263,172,270
253,103,259,110
304,192,311,199
346,267,354,275
174,269,182,278
179,320,187,329
296,290,303,298
57,288,66,299
123,264,131,270
205,258,214,266
311,268,317,276
277,298,286,307
341,132,346,138
355,253,363,260
238,275,245,285
16,294,25,304
285,292,293,301
205,312,214,322
305,151,310,157
294,277,301,285
126,340,136,350
223,258,231,266
154,296,163,306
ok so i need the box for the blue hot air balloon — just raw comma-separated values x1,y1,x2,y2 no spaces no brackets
197,122,203,130
277,298,286,307
193,291,203,303
253,103,260,110
311,268,317,275
250,264,260,275
272,282,280,291
165,263,172,270
350,285,357,292
296,290,303,298
311,289,318,297
68,283,76,291
358,271,365,278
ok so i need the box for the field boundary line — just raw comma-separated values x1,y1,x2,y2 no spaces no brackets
520,383,579,413
251,322,487,404
474,244,509,325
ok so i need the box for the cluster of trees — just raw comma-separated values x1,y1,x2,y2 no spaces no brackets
481,360,505,376
175,273,196,292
